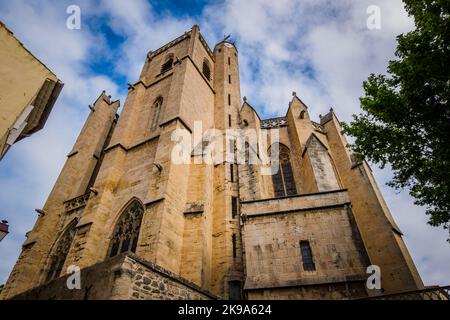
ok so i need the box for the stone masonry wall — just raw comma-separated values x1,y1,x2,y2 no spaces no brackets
247,281,368,300
127,254,213,300
241,190,370,297
9,253,215,300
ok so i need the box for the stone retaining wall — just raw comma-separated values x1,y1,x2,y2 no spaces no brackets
9,253,215,300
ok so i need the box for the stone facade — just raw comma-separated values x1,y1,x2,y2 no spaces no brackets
1,25,424,300
10,253,214,300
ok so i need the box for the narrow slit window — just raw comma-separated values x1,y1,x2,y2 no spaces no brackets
228,94,231,106
231,196,238,218
228,57,231,65
232,234,237,258
151,97,163,131
300,240,316,271
272,167,285,197
228,75,231,84
230,164,234,182
229,139,235,154
45,220,77,282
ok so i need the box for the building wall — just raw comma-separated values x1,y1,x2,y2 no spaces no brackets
0,22,60,158
322,114,424,292
9,254,214,300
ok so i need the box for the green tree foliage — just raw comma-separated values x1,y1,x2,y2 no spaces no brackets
342,0,450,239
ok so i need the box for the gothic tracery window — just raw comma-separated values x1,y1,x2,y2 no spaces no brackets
151,97,163,131
108,200,144,258
45,220,77,282
269,143,297,197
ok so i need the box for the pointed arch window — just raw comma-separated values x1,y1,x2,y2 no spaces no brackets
45,220,77,282
202,59,211,80
151,97,163,131
269,143,297,197
160,54,174,74
108,200,144,258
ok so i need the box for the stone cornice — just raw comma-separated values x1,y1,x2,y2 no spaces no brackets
147,31,191,60
159,116,193,134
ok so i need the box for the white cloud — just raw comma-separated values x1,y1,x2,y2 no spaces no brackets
97,0,195,81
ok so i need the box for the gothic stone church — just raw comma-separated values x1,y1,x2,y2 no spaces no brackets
1,25,424,300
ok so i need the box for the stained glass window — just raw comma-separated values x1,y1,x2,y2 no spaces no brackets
108,200,144,258
269,143,297,197
45,220,77,282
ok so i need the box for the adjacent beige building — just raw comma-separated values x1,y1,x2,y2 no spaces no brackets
1,26,424,300
0,21,63,159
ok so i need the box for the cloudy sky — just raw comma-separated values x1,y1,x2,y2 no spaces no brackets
0,0,448,287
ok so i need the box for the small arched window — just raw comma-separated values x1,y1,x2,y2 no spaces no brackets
269,143,297,197
45,220,77,282
151,97,163,131
160,54,174,74
108,199,144,258
299,110,305,119
202,59,211,80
